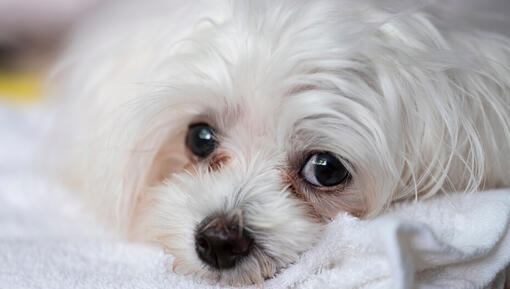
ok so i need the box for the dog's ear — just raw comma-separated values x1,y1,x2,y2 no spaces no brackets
359,11,510,214
104,114,193,234
51,92,193,235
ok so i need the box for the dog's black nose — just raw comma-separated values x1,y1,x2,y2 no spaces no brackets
195,215,253,269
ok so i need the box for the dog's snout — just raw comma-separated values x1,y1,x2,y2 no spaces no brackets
195,215,253,269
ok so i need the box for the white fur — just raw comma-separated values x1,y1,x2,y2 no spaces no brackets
49,0,510,285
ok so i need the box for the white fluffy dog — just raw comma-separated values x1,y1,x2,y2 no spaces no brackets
51,0,510,285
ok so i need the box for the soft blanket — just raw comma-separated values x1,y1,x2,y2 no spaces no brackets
1,106,510,289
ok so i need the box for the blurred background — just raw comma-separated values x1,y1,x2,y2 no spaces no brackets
0,0,508,107
0,0,97,105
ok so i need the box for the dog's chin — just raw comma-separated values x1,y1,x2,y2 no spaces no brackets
132,212,319,286
170,246,283,286
135,225,302,286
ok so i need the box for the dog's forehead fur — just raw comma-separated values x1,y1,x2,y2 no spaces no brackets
147,0,380,171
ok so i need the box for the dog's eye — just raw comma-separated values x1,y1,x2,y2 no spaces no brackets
300,152,349,187
186,123,217,158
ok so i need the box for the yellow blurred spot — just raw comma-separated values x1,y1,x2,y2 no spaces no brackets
0,72,43,105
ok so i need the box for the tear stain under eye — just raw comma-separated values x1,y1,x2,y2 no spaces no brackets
208,153,231,172
281,167,366,220
281,170,325,223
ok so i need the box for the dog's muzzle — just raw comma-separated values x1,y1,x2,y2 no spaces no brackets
195,213,253,269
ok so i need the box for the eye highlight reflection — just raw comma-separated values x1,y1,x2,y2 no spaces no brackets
186,123,218,158
300,152,349,187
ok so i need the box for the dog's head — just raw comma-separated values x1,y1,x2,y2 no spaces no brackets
126,2,382,284
135,101,359,284
55,0,510,286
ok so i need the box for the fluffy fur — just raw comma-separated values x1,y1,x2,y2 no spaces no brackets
50,0,510,285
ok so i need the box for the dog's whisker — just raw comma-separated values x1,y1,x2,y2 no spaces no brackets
199,216,220,233
232,208,244,238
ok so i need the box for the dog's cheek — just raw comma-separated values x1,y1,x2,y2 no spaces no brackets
309,188,366,219
129,183,205,273
283,170,365,220
145,130,190,188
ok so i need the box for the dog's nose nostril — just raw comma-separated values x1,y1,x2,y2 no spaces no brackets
196,236,211,255
195,216,253,269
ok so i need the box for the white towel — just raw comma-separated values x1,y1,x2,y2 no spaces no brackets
1,106,510,289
